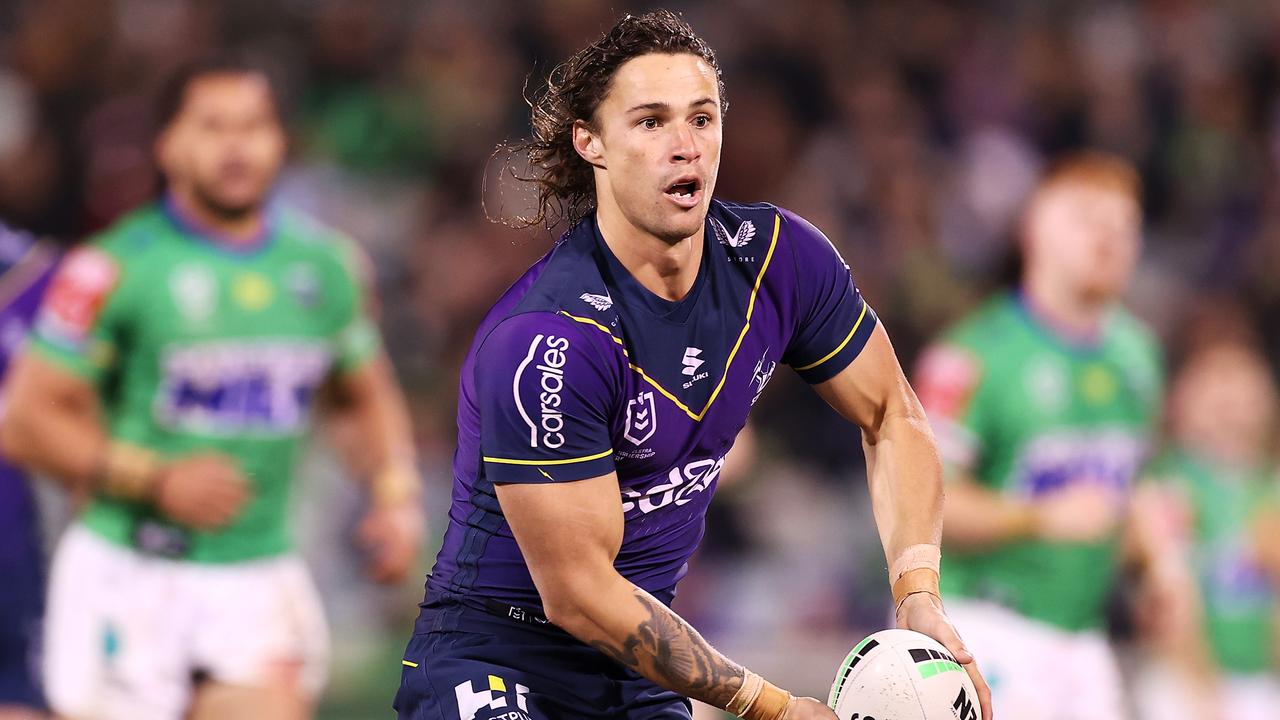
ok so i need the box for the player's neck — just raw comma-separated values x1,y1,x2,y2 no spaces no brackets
1020,277,1105,343
166,189,265,245
596,209,704,302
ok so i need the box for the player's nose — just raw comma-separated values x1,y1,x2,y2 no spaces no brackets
670,124,700,163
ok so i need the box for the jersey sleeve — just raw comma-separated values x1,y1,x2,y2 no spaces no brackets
28,246,125,382
913,341,989,477
779,209,879,384
475,313,617,484
330,237,382,373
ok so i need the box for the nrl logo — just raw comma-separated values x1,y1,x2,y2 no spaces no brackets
579,292,613,311
624,390,657,446
711,218,756,248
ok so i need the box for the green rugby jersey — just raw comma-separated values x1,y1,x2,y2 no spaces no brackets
915,293,1162,631
1149,448,1278,674
31,199,380,563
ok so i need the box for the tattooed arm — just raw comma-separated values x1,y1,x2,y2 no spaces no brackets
495,474,832,718
495,474,742,705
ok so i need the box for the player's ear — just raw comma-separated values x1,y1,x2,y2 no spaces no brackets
572,119,605,169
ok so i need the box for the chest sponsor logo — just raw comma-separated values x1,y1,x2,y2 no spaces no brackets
621,455,724,515
170,264,217,323
711,217,756,248
623,390,657,446
454,676,530,720
1014,429,1147,498
156,340,332,435
579,292,613,311
751,350,777,406
682,347,708,388
1024,356,1068,414
514,334,570,449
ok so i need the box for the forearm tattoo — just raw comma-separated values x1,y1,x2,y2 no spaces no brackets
589,588,744,707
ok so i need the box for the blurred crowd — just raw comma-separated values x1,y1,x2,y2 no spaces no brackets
4,0,1280,717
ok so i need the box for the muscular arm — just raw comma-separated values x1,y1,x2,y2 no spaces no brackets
812,324,993,720
322,352,418,490
495,475,743,708
942,475,1036,549
812,324,941,568
0,350,106,491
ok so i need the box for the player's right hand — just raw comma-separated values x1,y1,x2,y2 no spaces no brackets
785,697,838,719
153,452,250,530
1031,482,1122,542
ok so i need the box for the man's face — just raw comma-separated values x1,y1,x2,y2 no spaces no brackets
583,53,722,243
157,73,285,218
1026,182,1141,303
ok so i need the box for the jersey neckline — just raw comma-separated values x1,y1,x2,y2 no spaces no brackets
590,213,712,325
1010,289,1110,356
160,194,278,257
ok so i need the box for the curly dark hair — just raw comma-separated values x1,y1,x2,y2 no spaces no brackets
499,10,726,229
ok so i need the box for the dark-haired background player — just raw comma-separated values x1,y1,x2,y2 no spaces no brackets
0,59,424,720
0,223,60,720
395,11,989,720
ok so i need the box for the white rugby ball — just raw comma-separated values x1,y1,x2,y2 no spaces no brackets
827,629,981,720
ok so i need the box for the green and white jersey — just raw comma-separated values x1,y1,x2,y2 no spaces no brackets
914,293,1162,632
1149,448,1278,675
31,200,380,563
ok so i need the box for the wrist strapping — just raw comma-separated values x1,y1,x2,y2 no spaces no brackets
888,543,941,584
95,441,162,501
725,670,793,720
892,567,941,611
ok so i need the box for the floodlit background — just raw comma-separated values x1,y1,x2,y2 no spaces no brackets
3,0,1280,717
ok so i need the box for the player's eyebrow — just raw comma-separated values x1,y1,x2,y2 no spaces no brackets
626,98,717,114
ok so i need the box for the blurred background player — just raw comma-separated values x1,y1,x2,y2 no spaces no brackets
0,58,424,720
1131,341,1280,720
0,223,60,720
913,152,1163,719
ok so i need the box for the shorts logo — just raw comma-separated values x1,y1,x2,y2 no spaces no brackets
514,334,570,449
454,676,530,720
621,456,724,515
623,390,657,446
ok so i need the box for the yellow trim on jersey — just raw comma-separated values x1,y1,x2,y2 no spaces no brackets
559,212,782,422
483,448,614,466
402,660,419,668
793,301,870,372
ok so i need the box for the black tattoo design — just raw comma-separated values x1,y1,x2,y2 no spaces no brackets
589,589,744,708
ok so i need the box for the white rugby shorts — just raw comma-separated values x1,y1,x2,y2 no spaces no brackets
43,524,329,720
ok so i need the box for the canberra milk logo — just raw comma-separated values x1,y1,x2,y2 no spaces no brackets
454,675,530,720
682,347,708,388
624,390,657,446
514,334,570,449
711,217,756,248
579,292,613,311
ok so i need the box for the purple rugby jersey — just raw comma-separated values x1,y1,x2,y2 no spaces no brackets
427,200,878,611
0,226,58,567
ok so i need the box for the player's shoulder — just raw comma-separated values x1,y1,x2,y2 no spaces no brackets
275,208,359,260
942,293,1021,352
85,203,172,258
1103,305,1159,359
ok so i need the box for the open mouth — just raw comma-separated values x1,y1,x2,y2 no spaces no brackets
663,177,702,208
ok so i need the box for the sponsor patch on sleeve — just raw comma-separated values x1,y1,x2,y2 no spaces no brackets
37,248,120,348
914,344,980,421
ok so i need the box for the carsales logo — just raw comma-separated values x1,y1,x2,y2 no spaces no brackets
514,334,570,449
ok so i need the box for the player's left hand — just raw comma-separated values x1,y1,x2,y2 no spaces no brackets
356,500,425,584
896,592,993,720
